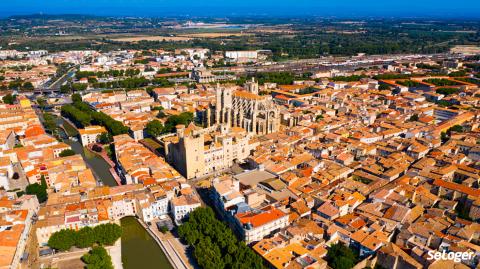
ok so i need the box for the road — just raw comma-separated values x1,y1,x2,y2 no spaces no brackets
35,66,77,94
48,66,77,90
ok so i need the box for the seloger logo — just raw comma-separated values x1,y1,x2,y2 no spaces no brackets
427,250,475,263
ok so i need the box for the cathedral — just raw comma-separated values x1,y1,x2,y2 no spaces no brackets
213,79,280,135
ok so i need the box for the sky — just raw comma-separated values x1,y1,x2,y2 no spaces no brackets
2,0,480,19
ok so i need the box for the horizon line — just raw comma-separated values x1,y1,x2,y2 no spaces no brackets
2,13,480,21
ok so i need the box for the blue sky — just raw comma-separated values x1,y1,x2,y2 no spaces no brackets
2,0,480,18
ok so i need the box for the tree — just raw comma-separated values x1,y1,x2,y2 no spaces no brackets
93,223,122,246
48,229,76,251
48,223,122,252
448,125,464,134
425,78,457,86
75,227,95,249
72,93,82,103
60,84,71,94
98,132,113,144
82,246,114,269
378,84,391,90
178,207,265,269
37,97,48,110
158,225,169,234
62,102,129,135
409,114,419,121
59,149,76,157
436,88,459,96
43,113,57,134
441,132,449,143
25,180,47,203
2,94,16,105
326,242,358,269
145,120,164,137
61,104,92,128
436,100,451,107
332,256,355,269
152,106,164,111
22,82,34,91
163,112,194,133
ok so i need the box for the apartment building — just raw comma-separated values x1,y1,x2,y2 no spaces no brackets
235,206,289,243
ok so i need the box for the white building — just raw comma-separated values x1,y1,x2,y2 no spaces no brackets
79,125,107,145
226,51,258,63
170,194,201,223
235,206,289,243
0,157,14,190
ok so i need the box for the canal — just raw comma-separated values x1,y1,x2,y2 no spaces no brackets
58,118,118,187
59,118,173,268
121,217,173,269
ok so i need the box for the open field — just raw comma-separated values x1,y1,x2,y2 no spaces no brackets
110,32,251,42
110,36,193,42
178,32,251,38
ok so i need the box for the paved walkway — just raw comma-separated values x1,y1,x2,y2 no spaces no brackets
108,239,123,269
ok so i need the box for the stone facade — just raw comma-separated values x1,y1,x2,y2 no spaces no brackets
214,80,280,135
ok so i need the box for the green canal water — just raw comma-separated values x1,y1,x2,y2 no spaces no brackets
121,217,173,269
58,118,118,187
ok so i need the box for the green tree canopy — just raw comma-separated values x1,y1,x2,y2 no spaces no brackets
163,112,194,133
178,207,265,269
42,113,57,134
25,175,48,203
75,227,95,249
93,223,122,246
98,132,113,144
2,94,16,105
145,120,164,137
48,229,77,251
72,93,82,103
48,223,122,251
59,149,76,157
37,97,48,109
23,82,34,91
436,87,459,96
82,246,114,269
326,242,358,269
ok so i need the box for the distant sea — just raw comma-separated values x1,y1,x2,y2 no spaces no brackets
1,1,480,19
